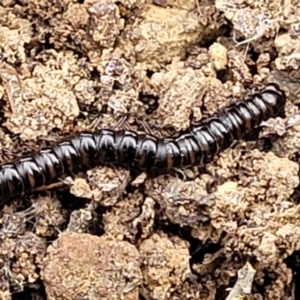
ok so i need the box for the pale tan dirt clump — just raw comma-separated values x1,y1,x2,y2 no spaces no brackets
40,232,142,300
138,232,191,300
1,0,300,299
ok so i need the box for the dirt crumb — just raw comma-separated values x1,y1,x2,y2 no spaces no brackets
3,50,82,140
28,196,67,238
66,203,96,233
0,231,47,292
50,0,124,53
274,33,300,70
65,166,130,206
139,232,191,300
145,174,215,227
150,59,229,129
103,192,156,242
119,4,211,70
40,232,142,300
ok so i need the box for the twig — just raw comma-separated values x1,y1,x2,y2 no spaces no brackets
233,16,279,61
225,261,256,300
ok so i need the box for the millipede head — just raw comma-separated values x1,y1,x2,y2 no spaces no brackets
260,83,286,117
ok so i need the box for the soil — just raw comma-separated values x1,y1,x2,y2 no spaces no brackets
0,0,300,299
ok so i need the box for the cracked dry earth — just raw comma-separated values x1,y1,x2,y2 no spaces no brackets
1,0,300,300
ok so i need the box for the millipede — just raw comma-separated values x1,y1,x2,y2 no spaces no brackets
0,83,286,203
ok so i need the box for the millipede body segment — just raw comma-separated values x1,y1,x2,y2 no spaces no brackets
0,83,286,201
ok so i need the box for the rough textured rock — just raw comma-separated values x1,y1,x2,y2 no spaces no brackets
40,232,142,300
139,232,191,300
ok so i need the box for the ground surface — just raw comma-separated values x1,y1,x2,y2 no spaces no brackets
0,0,300,299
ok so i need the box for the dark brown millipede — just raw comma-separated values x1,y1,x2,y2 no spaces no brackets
0,83,286,203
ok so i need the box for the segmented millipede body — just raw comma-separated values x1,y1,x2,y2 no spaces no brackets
0,83,286,202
